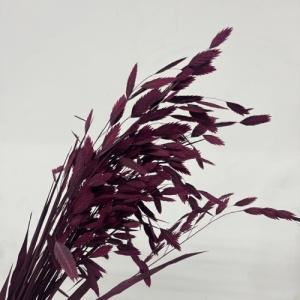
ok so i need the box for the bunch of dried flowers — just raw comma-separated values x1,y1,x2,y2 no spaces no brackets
1,28,298,300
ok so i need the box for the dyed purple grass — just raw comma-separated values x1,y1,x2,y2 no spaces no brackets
1,27,299,300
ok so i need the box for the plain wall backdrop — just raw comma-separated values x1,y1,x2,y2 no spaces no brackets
0,1,299,299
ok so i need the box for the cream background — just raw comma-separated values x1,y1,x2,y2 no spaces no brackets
0,1,300,299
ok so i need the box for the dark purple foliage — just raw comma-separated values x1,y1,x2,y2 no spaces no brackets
2,27,298,300
234,197,257,207
156,57,186,74
226,101,252,115
142,77,175,89
110,95,127,125
54,242,78,281
209,27,233,48
189,49,221,67
203,134,225,146
131,89,162,117
102,124,120,149
126,64,138,98
85,109,94,133
244,207,299,221
240,114,271,126
168,95,203,104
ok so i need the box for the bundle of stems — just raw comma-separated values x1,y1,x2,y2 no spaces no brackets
1,27,299,300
